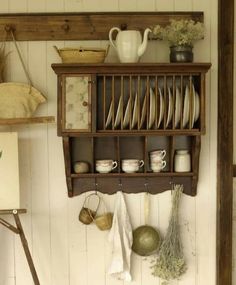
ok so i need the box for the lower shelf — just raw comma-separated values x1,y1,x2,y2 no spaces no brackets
66,175,197,197
71,172,194,178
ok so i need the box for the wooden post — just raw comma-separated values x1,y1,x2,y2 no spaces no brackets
217,0,234,284
0,209,40,285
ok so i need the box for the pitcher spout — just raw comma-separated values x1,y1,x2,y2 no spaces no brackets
138,28,151,57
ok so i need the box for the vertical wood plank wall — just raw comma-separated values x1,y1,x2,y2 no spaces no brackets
0,1,217,285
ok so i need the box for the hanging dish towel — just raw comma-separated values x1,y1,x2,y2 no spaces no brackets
108,191,133,281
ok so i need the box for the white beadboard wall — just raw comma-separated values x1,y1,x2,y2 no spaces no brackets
0,1,217,285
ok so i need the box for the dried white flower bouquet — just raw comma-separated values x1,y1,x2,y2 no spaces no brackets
152,19,204,47
150,185,187,282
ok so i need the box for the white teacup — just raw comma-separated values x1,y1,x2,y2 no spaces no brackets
122,159,144,173
96,160,118,173
73,161,90,173
150,149,166,162
151,160,166,172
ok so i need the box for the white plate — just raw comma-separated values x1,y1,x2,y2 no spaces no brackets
105,100,113,128
148,87,156,129
191,84,196,128
140,90,147,128
131,92,138,129
166,87,173,128
114,95,122,128
123,97,131,128
175,86,181,127
157,88,164,128
183,85,190,128
195,91,200,122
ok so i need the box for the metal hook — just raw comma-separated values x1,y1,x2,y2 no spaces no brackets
169,178,174,192
94,178,98,194
118,178,122,191
144,178,149,193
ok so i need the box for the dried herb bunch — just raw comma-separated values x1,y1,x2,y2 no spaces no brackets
152,19,204,47
150,184,187,281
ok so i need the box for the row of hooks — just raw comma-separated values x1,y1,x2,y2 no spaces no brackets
93,178,175,193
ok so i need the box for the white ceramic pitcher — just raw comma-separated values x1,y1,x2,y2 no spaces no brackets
109,27,151,63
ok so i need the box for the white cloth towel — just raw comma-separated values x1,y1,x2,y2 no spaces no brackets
108,191,133,281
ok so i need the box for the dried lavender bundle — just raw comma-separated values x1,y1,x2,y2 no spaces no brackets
150,184,187,281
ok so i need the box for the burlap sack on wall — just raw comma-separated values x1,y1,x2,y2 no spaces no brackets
0,83,46,118
0,30,47,119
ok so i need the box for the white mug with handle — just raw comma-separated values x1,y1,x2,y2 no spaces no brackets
151,160,166,172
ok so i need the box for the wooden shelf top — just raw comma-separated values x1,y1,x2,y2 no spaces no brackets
52,62,212,75
0,116,55,125
0,12,203,41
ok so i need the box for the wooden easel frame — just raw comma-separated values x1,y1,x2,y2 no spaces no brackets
0,209,40,285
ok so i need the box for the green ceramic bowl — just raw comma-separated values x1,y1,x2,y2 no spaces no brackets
132,225,160,256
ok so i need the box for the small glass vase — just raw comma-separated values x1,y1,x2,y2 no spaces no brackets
169,46,193,63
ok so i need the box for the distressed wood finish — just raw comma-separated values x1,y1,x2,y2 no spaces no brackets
0,12,203,41
217,0,234,284
0,116,55,125
52,63,211,197
62,137,73,197
0,210,40,285
52,63,211,75
233,165,236,177
0,209,26,215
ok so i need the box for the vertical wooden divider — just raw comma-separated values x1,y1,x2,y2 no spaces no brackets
121,76,124,130
189,76,193,130
112,76,115,130
116,137,120,173
163,75,167,130
169,136,175,172
155,76,158,129
191,136,201,195
91,75,97,133
144,136,148,173
63,137,73,196
200,73,206,133
180,75,184,130
172,76,176,130
146,76,150,130
91,137,95,173
137,75,141,130
129,75,132,130
103,76,106,130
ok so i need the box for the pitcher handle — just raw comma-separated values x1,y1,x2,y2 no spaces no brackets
109,27,120,50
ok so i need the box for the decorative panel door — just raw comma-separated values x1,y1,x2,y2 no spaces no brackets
62,75,92,132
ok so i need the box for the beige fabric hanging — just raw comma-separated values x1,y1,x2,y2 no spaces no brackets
0,30,46,119
108,191,133,281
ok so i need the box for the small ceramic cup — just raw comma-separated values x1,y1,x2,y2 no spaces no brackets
122,159,144,173
73,161,90,174
150,160,166,172
149,149,166,162
96,159,118,173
